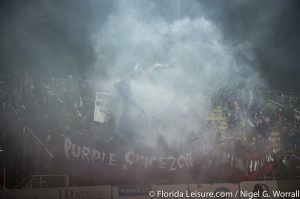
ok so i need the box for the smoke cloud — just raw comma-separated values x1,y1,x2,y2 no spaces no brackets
1,0,299,147
89,0,266,149
1,0,299,88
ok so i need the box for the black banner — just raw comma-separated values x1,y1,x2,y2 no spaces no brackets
60,135,194,173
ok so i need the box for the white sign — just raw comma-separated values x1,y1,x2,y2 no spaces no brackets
94,91,111,123
112,185,151,199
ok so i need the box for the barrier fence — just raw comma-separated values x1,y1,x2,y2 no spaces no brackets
1,180,299,199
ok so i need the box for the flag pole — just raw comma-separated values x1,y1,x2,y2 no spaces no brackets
3,166,5,189
3,166,5,199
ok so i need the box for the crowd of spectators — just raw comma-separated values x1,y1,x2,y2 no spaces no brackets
1,73,300,150
0,73,117,144
212,88,300,128
213,87,300,154
1,72,300,187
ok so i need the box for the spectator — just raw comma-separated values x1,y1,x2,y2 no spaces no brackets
281,127,290,154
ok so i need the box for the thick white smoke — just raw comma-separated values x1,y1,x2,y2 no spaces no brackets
91,0,265,149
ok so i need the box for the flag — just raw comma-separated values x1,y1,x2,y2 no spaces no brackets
246,95,261,125
114,80,145,114
246,94,270,139
247,95,260,118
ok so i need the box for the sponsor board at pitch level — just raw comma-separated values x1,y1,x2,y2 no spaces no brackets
113,184,151,199
0,186,111,199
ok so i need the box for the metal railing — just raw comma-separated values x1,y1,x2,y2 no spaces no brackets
8,102,54,159
14,175,69,189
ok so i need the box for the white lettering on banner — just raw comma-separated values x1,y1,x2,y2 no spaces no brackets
139,155,148,168
64,138,194,171
250,160,253,172
177,155,185,169
82,147,91,162
221,151,275,176
122,151,193,171
101,152,106,162
109,153,117,166
186,153,193,167
159,157,167,169
64,138,107,163
72,143,80,158
92,150,100,161
168,155,177,171
123,151,135,169
254,160,258,171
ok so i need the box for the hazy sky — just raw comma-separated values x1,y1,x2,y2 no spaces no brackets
0,0,299,91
